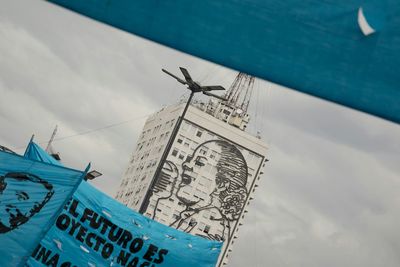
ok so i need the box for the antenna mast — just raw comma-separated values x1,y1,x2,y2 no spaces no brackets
45,125,61,161
46,125,58,152
224,72,255,113
206,72,255,131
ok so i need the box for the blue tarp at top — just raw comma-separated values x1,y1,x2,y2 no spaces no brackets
48,0,400,124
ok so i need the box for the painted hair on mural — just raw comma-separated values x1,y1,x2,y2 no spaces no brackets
193,140,248,221
213,140,248,221
0,172,54,233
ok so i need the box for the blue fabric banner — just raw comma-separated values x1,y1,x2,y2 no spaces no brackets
48,0,400,124
24,142,63,167
27,182,222,267
0,150,85,266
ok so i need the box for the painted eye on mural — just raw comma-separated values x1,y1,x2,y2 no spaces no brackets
195,156,206,167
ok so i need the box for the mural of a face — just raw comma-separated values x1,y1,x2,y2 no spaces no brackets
153,161,179,198
176,140,248,221
176,150,209,208
0,172,54,233
151,161,180,219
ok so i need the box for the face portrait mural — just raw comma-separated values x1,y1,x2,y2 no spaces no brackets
151,160,179,219
0,172,54,233
171,140,248,242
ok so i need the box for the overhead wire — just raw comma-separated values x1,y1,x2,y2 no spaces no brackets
14,113,152,150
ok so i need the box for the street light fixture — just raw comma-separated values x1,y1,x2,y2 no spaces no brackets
85,170,103,181
139,67,227,213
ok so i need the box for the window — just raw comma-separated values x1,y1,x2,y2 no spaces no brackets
190,172,198,180
172,149,178,157
189,218,197,226
189,126,197,134
196,131,203,137
205,163,213,172
199,148,207,155
223,109,231,115
199,222,205,231
195,156,206,167
181,122,189,131
177,138,183,144
203,225,210,234
210,151,217,159
202,210,210,218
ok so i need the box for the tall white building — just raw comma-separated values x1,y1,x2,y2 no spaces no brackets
116,74,268,266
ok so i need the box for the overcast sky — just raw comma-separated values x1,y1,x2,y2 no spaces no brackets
1,1,400,266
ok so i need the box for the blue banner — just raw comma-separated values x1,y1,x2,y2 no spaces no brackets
24,142,63,167
48,0,400,124
27,182,222,267
0,150,85,266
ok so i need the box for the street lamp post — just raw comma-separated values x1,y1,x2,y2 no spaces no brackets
139,67,226,214
139,91,194,213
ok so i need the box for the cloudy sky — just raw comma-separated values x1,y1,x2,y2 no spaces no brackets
1,1,400,266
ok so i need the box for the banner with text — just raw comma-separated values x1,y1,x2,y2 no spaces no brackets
28,181,222,267
0,150,84,267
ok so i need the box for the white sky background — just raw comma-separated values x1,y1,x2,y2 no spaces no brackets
1,1,400,266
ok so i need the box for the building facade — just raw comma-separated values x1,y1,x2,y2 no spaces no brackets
116,98,267,266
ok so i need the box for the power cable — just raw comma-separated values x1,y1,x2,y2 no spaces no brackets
14,113,152,150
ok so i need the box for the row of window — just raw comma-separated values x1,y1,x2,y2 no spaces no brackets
140,119,175,139
136,131,170,152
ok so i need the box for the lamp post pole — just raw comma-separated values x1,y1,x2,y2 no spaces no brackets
139,91,195,213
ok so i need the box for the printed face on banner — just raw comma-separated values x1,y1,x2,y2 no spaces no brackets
0,172,54,233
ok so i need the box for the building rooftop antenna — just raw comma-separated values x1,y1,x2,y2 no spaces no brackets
204,72,256,131
224,72,255,114
46,125,61,161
